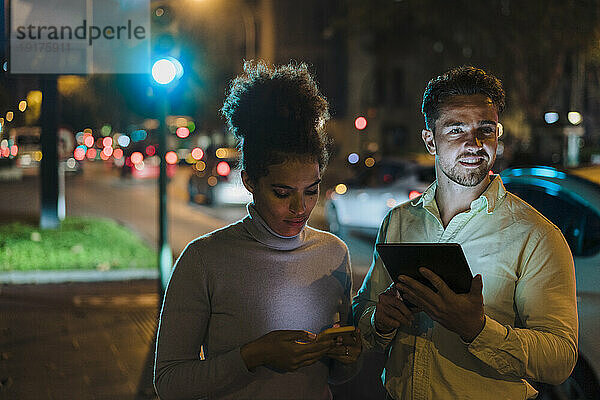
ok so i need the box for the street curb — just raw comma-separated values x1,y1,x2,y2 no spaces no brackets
0,268,159,284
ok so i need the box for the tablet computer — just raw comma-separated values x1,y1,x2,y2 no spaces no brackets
376,243,473,294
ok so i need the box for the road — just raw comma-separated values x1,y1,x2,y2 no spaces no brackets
0,163,375,288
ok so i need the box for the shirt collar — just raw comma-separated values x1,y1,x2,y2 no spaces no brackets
242,203,306,251
411,175,507,214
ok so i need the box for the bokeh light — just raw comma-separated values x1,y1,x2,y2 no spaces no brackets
216,161,231,176
195,161,206,171
117,135,131,147
113,148,123,159
191,147,204,160
86,148,97,159
102,137,112,147
347,153,359,164
102,146,113,157
568,111,583,125
6,111,13,122
74,146,86,160
130,151,144,164
409,190,421,200
165,151,178,164
335,183,347,195
146,145,156,156
33,151,42,162
176,127,190,138
365,157,375,167
544,112,559,124
354,116,367,130
18,101,27,112
207,176,218,186
84,135,94,148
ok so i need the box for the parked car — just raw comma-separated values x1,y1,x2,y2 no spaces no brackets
500,165,600,400
188,147,253,206
325,159,435,236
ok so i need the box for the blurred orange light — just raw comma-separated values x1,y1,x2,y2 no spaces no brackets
195,160,206,171
102,137,113,147
409,190,421,200
113,148,123,159
176,127,190,138
354,116,367,130
207,176,218,186
86,148,97,159
146,145,156,156
191,147,204,160
130,151,144,164
489,170,494,175
216,161,230,176
84,135,94,147
100,151,110,161
165,151,178,165
1,147,9,158
10,145,18,156
102,146,113,157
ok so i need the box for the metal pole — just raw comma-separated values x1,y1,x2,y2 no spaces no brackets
40,76,60,229
158,92,173,294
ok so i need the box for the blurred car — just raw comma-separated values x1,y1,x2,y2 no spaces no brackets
500,165,600,400
188,147,253,206
325,159,435,235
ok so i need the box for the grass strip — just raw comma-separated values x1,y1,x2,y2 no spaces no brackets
0,217,157,271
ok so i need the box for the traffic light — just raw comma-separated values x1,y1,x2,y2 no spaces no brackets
151,2,183,85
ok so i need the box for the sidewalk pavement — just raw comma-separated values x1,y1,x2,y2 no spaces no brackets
1,278,387,400
0,279,160,400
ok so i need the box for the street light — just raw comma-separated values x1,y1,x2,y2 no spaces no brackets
151,56,183,293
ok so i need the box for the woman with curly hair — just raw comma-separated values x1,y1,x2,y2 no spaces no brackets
154,61,361,400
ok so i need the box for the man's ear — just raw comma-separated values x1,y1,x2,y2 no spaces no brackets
422,129,436,155
241,170,254,194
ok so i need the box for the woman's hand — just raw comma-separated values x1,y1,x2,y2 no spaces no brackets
321,327,362,364
241,330,332,372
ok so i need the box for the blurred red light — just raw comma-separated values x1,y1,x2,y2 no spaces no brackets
354,116,367,130
84,135,94,147
86,148,97,159
10,145,18,156
176,127,190,138
408,190,421,200
131,152,144,164
191,147,204,160
489,170,494,175
165,151,178,165
1,148,9,158
146,145,156,156
125,156,133,167
383,174,393,183
113,148,123,159
102,137,112,147
100,151,110,161
74,147,86,161
216,161,230,176
102,146,113,157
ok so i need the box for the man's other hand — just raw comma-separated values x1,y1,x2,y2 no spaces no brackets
396,268,485,342
374,282,417,334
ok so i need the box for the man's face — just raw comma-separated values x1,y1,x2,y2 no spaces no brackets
422,94,499,187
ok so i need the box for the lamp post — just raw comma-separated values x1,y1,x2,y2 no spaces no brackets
152,57,184,293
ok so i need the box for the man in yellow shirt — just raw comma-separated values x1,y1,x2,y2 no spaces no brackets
353,66,578,399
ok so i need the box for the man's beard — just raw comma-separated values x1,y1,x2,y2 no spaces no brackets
438,153,493,187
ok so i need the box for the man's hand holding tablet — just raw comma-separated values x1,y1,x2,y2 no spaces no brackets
376,243,485,342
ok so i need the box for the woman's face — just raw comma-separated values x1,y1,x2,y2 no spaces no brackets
242,158,321,237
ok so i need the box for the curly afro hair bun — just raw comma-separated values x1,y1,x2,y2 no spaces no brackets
221,60,331,182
